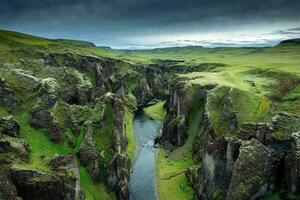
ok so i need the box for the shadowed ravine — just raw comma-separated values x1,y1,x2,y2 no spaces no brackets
129,108,162,200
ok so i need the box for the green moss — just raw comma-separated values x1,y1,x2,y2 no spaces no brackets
232,176,260,199
213,188,225,200
0,107,9,117
272,131,290,140
79,164,116,200
186,97,205,136
144,101,167,122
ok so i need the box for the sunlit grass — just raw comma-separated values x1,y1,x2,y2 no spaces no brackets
157,149,195,200
144,101,167,122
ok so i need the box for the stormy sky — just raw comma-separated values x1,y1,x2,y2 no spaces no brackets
1,0,300,49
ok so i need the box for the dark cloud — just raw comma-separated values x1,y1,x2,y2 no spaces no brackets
0,0,300,48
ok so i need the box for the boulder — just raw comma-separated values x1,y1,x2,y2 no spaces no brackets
0,116,20,138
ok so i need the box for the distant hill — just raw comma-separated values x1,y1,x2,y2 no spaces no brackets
53,39,96,47
0,29,95,49
277,38,300,46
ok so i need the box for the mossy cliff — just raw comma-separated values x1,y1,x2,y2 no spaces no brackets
161,65,300,199
0,30,170,200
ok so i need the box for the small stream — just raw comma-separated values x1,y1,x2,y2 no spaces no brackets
129,107,163,200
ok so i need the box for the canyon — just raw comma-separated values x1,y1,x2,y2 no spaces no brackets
0,29,300,200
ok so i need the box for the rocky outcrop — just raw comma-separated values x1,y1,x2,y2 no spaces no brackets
0,116,20,138
101,93,128,152
100,93,130,200
10,167,81,200
187,112,300,200
227,138,273,200
50,155,84,200
0,117,29,163
0,169,21,200
77,121,102,182
162,81,195,147
187,137,240,199
59,69,93,105
0,78,18,110
0,134,29,162
134,77,154,105
106,153,130,200
31,78,65,143
284,132,300,193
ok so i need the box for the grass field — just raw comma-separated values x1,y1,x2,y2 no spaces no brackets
144,101,167,122
157,149,195,200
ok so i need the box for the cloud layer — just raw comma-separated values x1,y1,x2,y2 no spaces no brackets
1,0,300,48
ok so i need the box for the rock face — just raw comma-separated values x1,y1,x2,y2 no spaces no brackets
0,116,20,138
77,121,102,182
135,77,154,105
50,155,84,200
100,94,130,200
285,132,300,194
106,154,130,200
0,134,30,162
227,139,273,200
186,137,240,199
162,81,195,147
0,169,21,200
31,78,65,143
0,78,18,110
10,168,81,200
0,117,29,163
187,112,300,200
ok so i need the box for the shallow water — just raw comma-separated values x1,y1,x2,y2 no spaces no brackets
129,108,162,200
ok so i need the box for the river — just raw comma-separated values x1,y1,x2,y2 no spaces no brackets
129,107,163,200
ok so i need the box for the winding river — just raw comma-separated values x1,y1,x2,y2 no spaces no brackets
129,107,162,200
